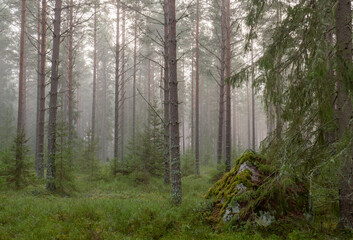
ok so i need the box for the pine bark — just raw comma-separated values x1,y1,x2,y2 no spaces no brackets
336,0,353,229
169,0,182,205
114,0,120,169
163,0,170,185
275,2,282,141
191,51,194,152
224,0,231,172
68,0,74,141
251,43,255,150
218,0,226,166
132,9,137,147
247,81,251,148
91,4,97,145
35,0,45,178
17,0,26,135
195,0,200,175
121,6,126,161
47,0,63,191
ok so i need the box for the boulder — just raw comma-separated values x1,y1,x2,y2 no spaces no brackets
205,150,309,227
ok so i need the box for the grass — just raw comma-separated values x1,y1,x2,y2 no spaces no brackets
0,167,350,240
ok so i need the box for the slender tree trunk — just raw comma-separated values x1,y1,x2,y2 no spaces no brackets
163,0,170,185
191,51,194,152
114,0,120,171
169,0,182,205
121,6,126,161
47,0,63,191
217,0,226,166
247,81,251,148
224,0,231,171
102,57,107,162
132,9,137,148
147,41,151,127
17,0,26,135
251,43,255,151
68,0,74,142
35,0,44,178
91,4,97,146
275,2,282,141
232,90,237,149
182,60,186,155
195,0,200,175
336,0,353,229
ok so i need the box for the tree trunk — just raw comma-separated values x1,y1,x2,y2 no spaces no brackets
114,0,120,171
68,0,74,142
218,0,226,166
121,6,126,161
91,4,97,146
102,56,107,162
191,51,194,152
275,2,282,141
47,0,63,191
35,0,45,178
195,0,200,175
163,0,170,185
132,8,137,148
232,90,237,149
17,0,26,135
247,81,251,148
251,43,255,151
182,59,186,155
169,0,182,205
224,0,231,172
336,0,353,229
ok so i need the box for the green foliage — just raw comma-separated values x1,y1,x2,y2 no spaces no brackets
0,133,34,189
208,164,226,183
0,171,347,240
181,150,196,177
76,129,101,181
122,101,164,184
54,122,76,195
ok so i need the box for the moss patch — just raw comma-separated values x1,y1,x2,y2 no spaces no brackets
205,150,309,231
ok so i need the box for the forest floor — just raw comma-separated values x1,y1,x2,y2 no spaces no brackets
0,167,350,240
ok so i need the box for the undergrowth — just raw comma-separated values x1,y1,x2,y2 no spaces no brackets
0,167,350,239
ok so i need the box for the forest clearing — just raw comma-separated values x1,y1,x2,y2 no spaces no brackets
1,0,353,239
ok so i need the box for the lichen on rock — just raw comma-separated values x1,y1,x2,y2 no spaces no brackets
205,150,309,228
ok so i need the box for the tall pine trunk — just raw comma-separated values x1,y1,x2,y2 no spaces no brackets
47,0,63,191
217,0,226,166
68,0,74,142
121,6,126,161
17,0,26,135
163,0,170,185
195,0,200,175
114,0,120,172
169,0,182,205
91,4,97,146
224,0,231,172
191,51,194,152
132,8,137,148
336,0,353,229
35,0,45,178
251,43,255,150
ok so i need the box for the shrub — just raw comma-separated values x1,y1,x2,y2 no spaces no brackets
181,150,196,177
0,132,34,189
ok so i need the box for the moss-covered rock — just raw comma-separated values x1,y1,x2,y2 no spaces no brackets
205,150,309,228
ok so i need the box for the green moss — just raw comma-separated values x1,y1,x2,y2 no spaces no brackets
205,151,309,228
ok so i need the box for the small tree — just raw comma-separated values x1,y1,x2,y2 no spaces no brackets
77,129,100,181
123,101,164,183
0,132,33,189
55,122,75,195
